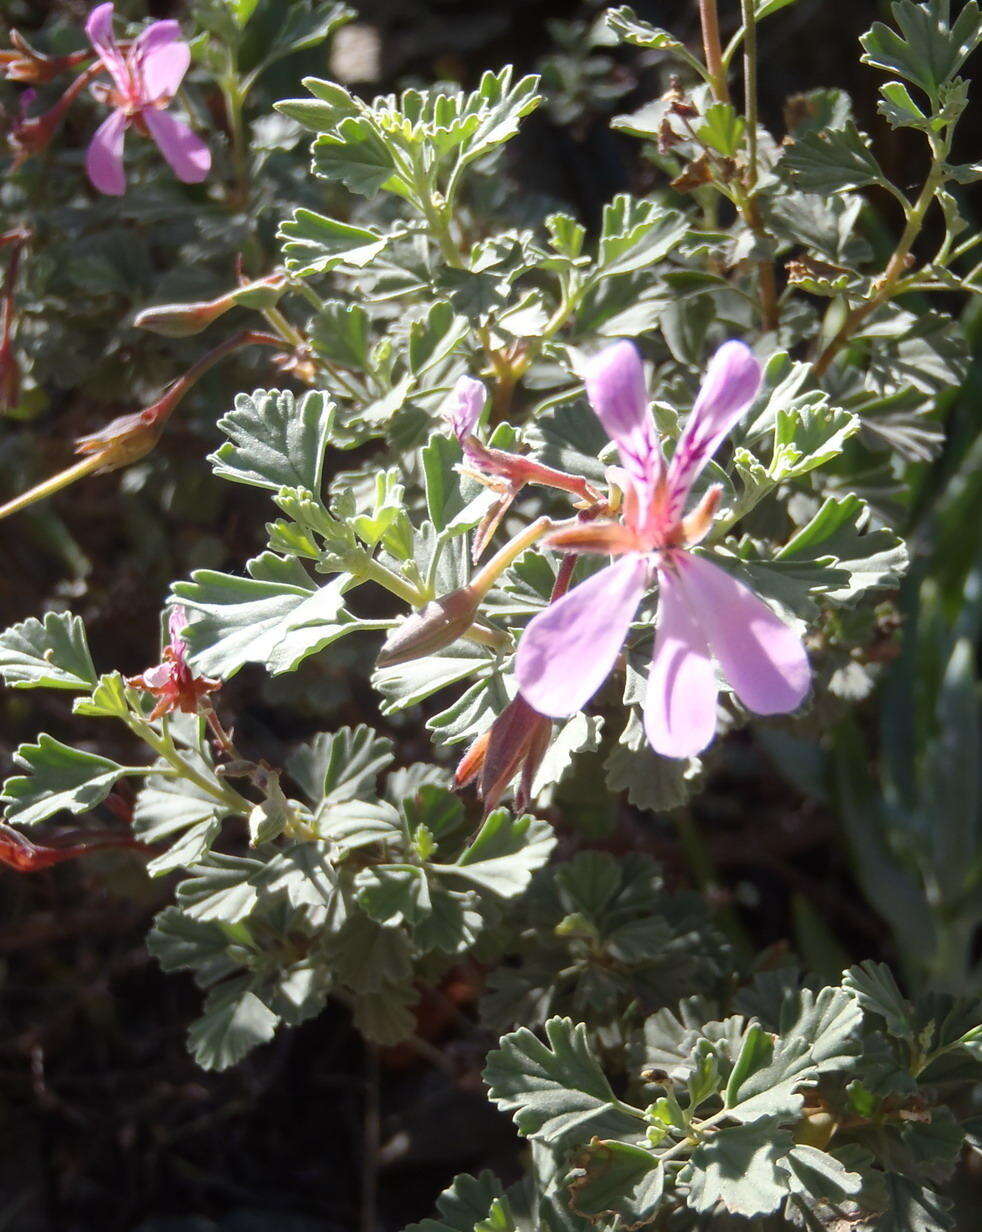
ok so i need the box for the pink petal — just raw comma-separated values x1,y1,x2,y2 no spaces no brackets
645,563,718,758
143,107,211,183
447,375,486,443
85,3,130,94
675,553,810,715
516,554,647,718
666,341,761,516
134,20,190,102
85,109,129,196
141,663,173,689
584,341,662,488
168,606,190,661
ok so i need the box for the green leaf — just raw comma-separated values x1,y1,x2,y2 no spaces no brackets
879,81,932,129
264,575,363,675
355,865,480,954
311,299,371,371
844,961,916,1038
2,736,128,826
780,1144,863,1204
275,76,364,131
860,1,982,104
772,494,909,602
770,402,859,482
279,210,388,276
403,1172,508,1232
288,725,393,807
604,710,700,812
312,118,410,198
188,977,279,1071
351,984,419,1044
372,641,496,713
597,195,689,278
566,1141,664,1225
73,672,129,719
176,853,263,923
723,1022,817,1123
328,910,414,992
210,389,333,494
257,841,346,927
409,300,468,375
456,68,542,168
173,553,317,678
134,759,226,877
698,102,746,157
147,905,238,987
483,1017,638,1144
876,1175,954,1231
605,5,704,76
249,1,352,76
686,1122,794,1217
435,810,556,897
783,121,888,194
0,611,97,691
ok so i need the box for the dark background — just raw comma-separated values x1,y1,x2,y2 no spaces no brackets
0,2,980,1229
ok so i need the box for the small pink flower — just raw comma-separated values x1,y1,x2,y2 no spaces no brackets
84,3,210,196
515,340,810,759
128,607,219,720
444,374,601,558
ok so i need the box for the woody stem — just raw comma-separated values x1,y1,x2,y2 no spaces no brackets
698,0,730,103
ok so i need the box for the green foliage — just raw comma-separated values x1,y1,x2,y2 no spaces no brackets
0,612,98,692
2,0,982,1223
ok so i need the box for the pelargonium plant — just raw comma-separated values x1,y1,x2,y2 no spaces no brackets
1,0,981,1228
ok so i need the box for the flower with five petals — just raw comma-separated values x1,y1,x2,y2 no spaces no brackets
84,3,210,195
515,340,810,759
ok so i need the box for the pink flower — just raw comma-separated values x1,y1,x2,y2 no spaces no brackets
515,340,810,759
444,374,601,558
128,607,219,720
84,3,210,196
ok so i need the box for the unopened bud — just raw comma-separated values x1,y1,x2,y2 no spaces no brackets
134,274,287,337
74,407,165,467
376,587,480,667
454,694,552,812
0,32,88,83
134,297,233,338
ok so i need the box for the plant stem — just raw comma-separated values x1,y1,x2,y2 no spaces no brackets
356,554,429,607
740,0,759,189
470,517,552,599
126,713,252,815
262,304,304,350
812,146,947,378
698,0,731,103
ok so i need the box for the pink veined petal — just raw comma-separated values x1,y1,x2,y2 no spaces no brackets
666,340,762,517
644,562,719,758
676,553,810,715
141,663,173,689
134,20,190,102
143,107,211,183
85,2,130,94
168,606,190,661
584,340,663,488
516,554,648,718
85,109,129,196
447,375,486,443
